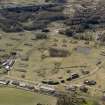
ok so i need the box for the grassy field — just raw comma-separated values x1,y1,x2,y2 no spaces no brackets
0,87,56,105
0,87,96,105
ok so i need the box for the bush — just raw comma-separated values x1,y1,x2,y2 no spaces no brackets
56,92,86,105
35,33,48,40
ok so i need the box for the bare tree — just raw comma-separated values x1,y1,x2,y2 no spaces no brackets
56,92,86,105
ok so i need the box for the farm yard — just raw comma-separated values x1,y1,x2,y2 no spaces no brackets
0,27,105,98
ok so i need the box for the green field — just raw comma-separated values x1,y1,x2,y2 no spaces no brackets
0,87,56,105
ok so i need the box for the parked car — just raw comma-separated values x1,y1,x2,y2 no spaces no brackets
71,73,79,79
84,80,96,85
66,73,79,81
11,80,19,86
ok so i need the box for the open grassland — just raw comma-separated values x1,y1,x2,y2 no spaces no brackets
0,86,56,105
